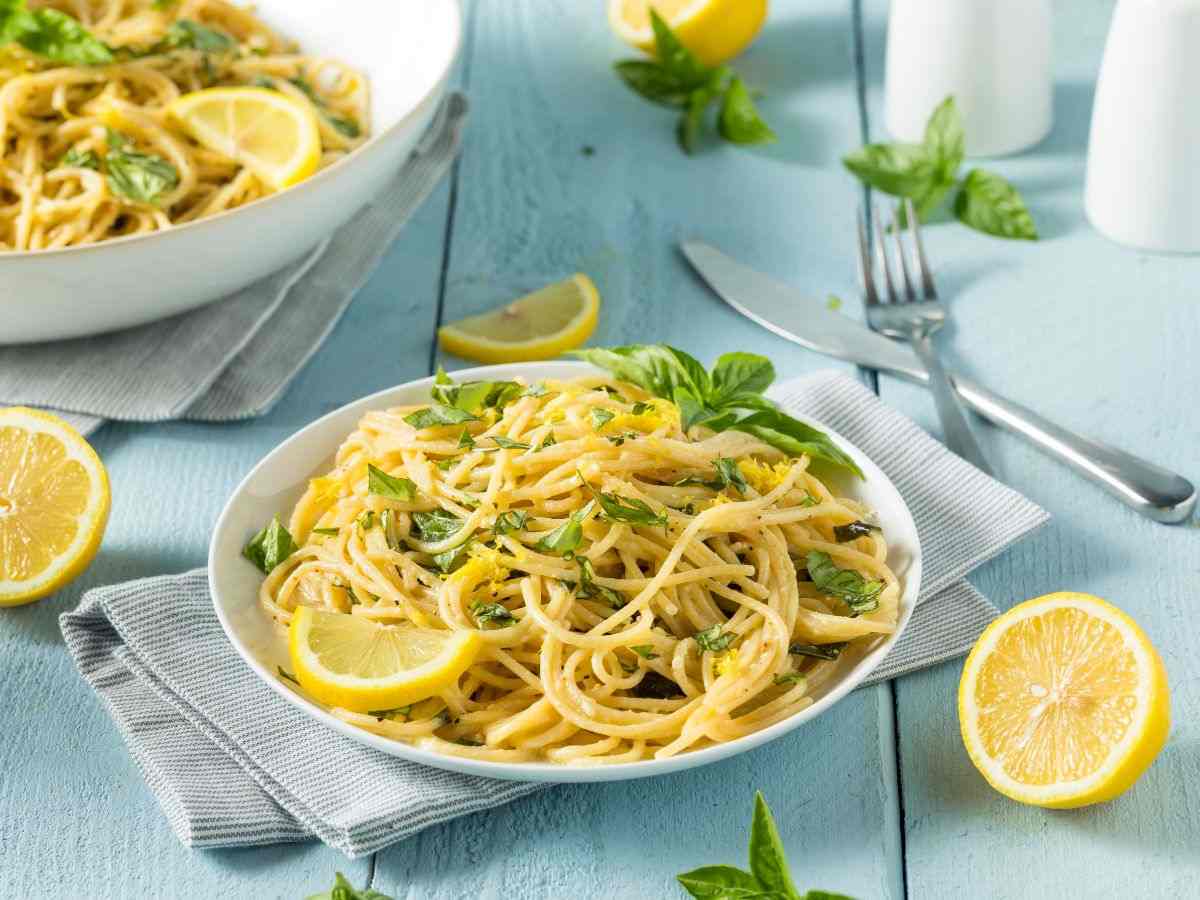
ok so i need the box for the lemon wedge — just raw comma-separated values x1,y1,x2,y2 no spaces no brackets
608,0,768,67
959,592,1169,808
167,87,321,191
0,408,110,606
437,273,600,364
288,607,481,712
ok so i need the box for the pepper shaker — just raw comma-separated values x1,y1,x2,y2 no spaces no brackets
885,0,1053,157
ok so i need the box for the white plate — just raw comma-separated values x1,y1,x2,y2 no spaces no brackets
209,362,922,782
2,0,462,343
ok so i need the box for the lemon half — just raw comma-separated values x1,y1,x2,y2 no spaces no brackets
288,607,481,713
0,408,110,606
608,0,768,67
958,592,1169,808
168,87,321,191
437,273,600,364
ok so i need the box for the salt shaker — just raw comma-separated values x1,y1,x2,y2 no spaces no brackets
885,0,1053,157
1085,0,1200,253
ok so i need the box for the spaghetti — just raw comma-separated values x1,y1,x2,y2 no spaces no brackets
0,0,368,250
259,372,901,764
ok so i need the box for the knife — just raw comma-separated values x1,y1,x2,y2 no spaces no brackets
680,240,1196,525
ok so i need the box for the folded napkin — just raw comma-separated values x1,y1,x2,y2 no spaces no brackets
60,370,1048,858
0,93,469,437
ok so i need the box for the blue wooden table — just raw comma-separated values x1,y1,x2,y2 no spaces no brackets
3,1,1197,897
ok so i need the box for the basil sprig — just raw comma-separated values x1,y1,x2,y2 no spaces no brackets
613,9,773,155
570,345,862,478
843,96,1036,240
677,792,855,900
304,872,392,900
367,464,417,502
243,516,297,574
805,551,883,616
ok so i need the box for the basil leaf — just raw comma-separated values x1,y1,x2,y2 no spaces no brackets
523,381,549,398
631,401,651,416
693,625,735,653
773,672,806,686
6,5,113,65
613,59,693,108
590,408,615,430
311,527,340,536
537,431,557,450
595,491,668,528
104,136,179,205
709,352,775,402
673,386,713,432
491,436,530,450
367,464,417,502
356,510,375,530
243,516,297,573
718,75,776,145
748,792,800,899
433,377,522,414
677,86,712,155
533,500,594,557
631,644,658,659
285,75,361,140
713,457,749,496
457,429,475,449
788,642,845,661
304,871,394,900
732,410,863,479
411,509,463,543
570,344,710,404
833,521,879,543
676,864,766,899
59,147,99,170
160,19,234,52
954,168,1038,240
648,7,710,89
805,551,883,615
492,510,527,536
923,95,965,185
277,666,301,686
842,141,936,199
404,404,478,429
368,705,412,722
432,541,472,574
576,556,626,609
471,600,516,629
631,671,685,699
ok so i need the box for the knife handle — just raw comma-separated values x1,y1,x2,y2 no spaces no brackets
950,374,1196,523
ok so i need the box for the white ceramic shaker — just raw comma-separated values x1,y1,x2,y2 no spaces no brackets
1085,0,1200,253
885,0,1053,157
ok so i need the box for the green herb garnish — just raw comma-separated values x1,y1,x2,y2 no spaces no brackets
677,792,856,900
575,556,626,610
533,500,595,557
303,871,393,900
367,463,417,502
492,510,528,536
773,672,806,687
523,382,550,398
243,516,297,573
590,408,615,430
842,96,1036,241
58,146,99,170
158,19,234,52
431,370,523,415
614,10,773,155
432,542,472,575
287,74,361,138
491,436,530,450
404,404,478,429
311,527,340,536
805,551,882,616
368,705,412,722
457,428,476,449
411,509,463,543
594,490,668,528
356,510,375,531
277,666,301,686
471,601,517,629
0,1,113,64
453,737,484,747
537,431,557,450
631,644,658,660
788,642,846,661
713,457,749,495
833,520,879,543
103,130,179,205
570,345,862,478
693,624,735,653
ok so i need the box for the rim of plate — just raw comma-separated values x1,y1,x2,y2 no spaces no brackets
0,0,462,261
209,361,921,783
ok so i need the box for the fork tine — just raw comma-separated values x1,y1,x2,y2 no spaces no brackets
889,202,918,301
904,197,938,299
856,206,879,307
872,204,897,303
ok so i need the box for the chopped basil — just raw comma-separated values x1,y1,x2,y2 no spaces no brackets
631,401,651,416
799,493,820,508
104,130,179,205
773,671,806,686
2,3,114,65
537,431,557,450
491,436,530,450
404,404,478,429
471,600,517,628
286,75,361,138
367,464,417,502
788,642,846,661
432,541,472,574
713,457,749,495
631,671,684,699
594,490,668,528
533,500,595,557
369,705,413,721
457,429,475,449
159,19,234,52
631,644,658,660
431,371,522,414
311,527,340,536
493,510,528,536
806,551,883,615
277,666,301,686
576,556,626,609
590,408,615,430
833,521,880,543
243,516,297,573
436,458,456,471
693,625,735,652
59,146,99,170
379,509,401,550
411,509,463,543
356,510,375,530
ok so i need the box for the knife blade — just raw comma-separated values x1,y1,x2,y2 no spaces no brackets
679,239,1196,525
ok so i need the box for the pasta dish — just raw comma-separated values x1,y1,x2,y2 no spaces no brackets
0,0,369,250
249,349,901,765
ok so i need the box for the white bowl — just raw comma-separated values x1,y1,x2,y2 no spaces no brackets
1,0,462,344
208,362,922,783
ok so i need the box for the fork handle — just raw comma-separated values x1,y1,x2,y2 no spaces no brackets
909,332,995,476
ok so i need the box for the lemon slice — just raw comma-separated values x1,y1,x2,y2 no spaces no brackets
167,87,321,191
0,408,110,606
288,607,481,712
959,592,1169,808
437,273,600,364
608,0,768,67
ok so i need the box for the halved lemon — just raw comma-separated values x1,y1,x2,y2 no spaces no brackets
437,273,600,364
0,408,110,606
167,87,321,191
608,0,768,68
959,592,1169,808
288,607,481,712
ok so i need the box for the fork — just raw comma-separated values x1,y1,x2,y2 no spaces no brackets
857,199,994,475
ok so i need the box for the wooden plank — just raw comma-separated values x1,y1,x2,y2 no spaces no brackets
375,2,903,898
0,170,453,898
858,1,1200,896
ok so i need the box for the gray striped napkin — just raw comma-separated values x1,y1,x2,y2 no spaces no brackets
0,93,469,438
59,371,1047,858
